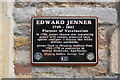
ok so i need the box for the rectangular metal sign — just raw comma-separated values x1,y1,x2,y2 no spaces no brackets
31,16,98,65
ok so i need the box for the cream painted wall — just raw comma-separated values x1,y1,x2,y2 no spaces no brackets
0,1,15,78
0,1,2,79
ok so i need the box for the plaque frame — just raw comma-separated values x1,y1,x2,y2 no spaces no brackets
31,16,98,65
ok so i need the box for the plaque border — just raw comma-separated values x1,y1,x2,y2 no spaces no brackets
31,16,98,65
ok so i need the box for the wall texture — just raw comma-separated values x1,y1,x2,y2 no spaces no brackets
11,1,120,79
1,2,15,78
0,2,2,79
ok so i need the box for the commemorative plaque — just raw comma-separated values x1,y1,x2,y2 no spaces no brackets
31,16,98,65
